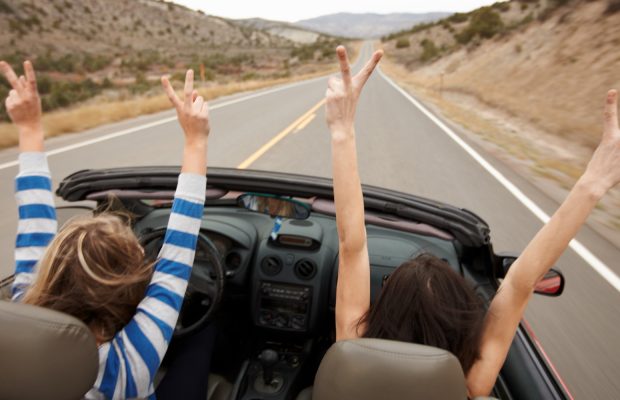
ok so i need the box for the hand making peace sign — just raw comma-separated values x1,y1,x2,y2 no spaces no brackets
161,70,210,145
0,60,44,151
325,46,383,139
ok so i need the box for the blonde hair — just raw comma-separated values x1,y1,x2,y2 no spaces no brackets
23,213,154,343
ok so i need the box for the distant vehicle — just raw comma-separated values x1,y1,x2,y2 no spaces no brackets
1,166,571,399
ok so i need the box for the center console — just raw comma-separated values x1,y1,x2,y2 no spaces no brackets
230,342,310,400
256,282,312,332
235,222,335,399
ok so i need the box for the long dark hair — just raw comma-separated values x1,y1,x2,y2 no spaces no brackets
359,253,485,373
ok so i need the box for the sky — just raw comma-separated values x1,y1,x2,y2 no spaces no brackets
169,0,503,22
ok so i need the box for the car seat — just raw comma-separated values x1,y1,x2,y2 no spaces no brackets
297,338,499,400
0,300,99,400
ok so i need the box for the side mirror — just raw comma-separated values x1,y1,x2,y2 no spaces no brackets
499,254,565,297
533,269,565,296
237,193,311,220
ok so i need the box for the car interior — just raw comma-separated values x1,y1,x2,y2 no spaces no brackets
139,194,471,400
0,166,568,399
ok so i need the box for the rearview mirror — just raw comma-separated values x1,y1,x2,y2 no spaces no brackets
499,254,565,297
237,193,311,220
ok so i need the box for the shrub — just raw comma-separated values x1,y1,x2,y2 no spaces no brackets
456,7,504,44
382,21,434,42
242,72,258,81
520,13,534,26
396,38,410,49
130,73,151,94
550,0,570,6
420,39,439,62
448,13,469,23
8,20,26,35
0,0,14,14
321,46,336,60
605,0,620,14
82,54,111,72
493,2,511,12
469,7,504,38
0,86,9,121
291,45,316,61
35,78,105,116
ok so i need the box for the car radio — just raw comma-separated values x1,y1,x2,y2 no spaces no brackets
256,282,312,332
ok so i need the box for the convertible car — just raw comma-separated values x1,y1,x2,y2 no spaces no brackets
0,166,571,400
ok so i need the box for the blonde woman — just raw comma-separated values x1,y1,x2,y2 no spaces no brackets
3,59,210,399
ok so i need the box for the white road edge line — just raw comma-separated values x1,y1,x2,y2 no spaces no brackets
377,68,620,293
0,75,327,171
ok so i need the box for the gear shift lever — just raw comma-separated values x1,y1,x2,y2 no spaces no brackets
258,349,279,385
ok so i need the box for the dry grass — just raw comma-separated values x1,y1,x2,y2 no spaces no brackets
0,70,335,149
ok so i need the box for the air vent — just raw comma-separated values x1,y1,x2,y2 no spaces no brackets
294,259,317,280
261,256,282,276
225,251,242,271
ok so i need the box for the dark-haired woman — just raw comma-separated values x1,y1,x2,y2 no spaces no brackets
326,45,620,397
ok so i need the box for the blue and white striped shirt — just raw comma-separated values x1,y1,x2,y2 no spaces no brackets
13,153,206,399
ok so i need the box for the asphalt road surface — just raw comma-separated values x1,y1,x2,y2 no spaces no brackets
1,43,619,399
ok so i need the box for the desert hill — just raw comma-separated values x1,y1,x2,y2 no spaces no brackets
383,0,620,150
236,18,326,44
0,0,290,57
295,12,451,39
0,0,348,122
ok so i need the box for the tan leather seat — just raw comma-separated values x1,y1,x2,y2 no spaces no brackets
296,386,314,400
309,338,469,400
207,373,232,400
0,300,99,400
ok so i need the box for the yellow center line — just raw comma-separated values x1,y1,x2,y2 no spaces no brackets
294,113,316,133
237,98,326,169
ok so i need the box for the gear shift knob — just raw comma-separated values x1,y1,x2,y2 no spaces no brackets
258,349,279,384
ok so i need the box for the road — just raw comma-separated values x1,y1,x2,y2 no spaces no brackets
1,42,619,399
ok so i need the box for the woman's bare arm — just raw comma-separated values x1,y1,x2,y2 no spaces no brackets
327,46,383,340
467,90,620,396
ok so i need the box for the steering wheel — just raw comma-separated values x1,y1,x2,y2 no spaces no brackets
141,230,225,338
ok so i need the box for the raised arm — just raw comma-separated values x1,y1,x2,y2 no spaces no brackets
1,60,57,301
327,46,383,341
93,70,210,399
467,90,620,396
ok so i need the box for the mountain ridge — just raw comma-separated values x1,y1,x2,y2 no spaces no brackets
295,12,452,39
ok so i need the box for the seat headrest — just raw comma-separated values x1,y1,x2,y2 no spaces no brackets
0,300,99,400
313,338,467,400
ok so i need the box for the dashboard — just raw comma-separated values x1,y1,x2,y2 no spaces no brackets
134,205,460,334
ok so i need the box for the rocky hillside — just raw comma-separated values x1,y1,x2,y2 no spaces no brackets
0,0,289,56
236,18,325,44
383,0,620,150
295,12,451,39
0,0,349,122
